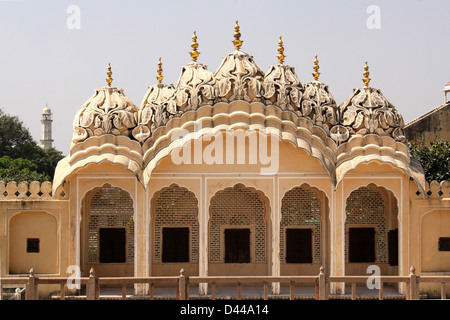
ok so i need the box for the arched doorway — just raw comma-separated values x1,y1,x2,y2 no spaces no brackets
345,184,399,276
280,184,329,275
208,184,270,276
151,184,199,276
81,184,135,277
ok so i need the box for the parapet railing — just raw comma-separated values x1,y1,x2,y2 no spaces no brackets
0,181,68,200
410,180,450,200
1,180,448,201
1,266,450,300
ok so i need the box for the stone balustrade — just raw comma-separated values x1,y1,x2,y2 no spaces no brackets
0,181,68,200
0,179,447,201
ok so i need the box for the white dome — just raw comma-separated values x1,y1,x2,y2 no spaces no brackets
42,105,51,114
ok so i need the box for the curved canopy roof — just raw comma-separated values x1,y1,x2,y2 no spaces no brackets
53,22,426,195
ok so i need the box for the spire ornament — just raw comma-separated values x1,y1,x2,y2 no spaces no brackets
232,20,243,51
157,57,163,84
106,63,113,87
174,31,216,111
363,60,371,87
277,36,285,64
312,55,320,81
190,31,200,62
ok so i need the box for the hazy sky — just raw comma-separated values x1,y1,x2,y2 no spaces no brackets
0,0,449,155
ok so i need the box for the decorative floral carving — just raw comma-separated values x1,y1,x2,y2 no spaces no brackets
339,87,406,142
132,83,176,143
263,64,303,112
301,81,338,133
174,62,216,112
214,51,265,102
73,87,137,143
329,125,350,145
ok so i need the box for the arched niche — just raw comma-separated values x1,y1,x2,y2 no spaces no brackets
9,211,58,274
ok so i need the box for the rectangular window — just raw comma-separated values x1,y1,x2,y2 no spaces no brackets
349,227,375,263
99,228,126,263
162,228,189,262
388,229,398,266
439,237,450,252
225,229,250,263
27,238,40,253
286,229,313,263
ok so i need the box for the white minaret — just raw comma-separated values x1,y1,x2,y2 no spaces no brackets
40,105,53,149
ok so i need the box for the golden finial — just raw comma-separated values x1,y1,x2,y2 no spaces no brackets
277,36,285,64
362,60,371,87
106,63,113,87
312,55,320,81
232,20,243,51
156,57,163,84
190,31,200,62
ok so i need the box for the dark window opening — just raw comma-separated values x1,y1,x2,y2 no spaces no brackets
99,228,126,263
388,229,398,266
349,227,375,263
286,229,313,263
225,229,250,263
439,237,450,252
162,228,189,262
27,238,40,253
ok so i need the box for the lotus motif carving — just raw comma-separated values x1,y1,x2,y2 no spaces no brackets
214,51,264,102
301,81,338,132
340,87,406,142
264,64,303,112
73,87,137,143
175,62,216,111
132,84,176,143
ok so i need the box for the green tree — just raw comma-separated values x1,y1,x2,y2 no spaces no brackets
0,109,64,182
409,137,450,183
0,109,38,160
32,146,65,179
0,156,49,183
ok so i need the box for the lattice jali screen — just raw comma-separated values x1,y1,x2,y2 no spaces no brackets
345,186,387,263
209,184,266,263
280,186,322,263
153,185,199,262
87,187,134,263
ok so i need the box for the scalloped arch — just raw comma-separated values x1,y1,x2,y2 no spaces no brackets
52,154,143,195
208,182,271,221
150,183,199,220
280,182,331,216
335,134,426,194
141,101,337,188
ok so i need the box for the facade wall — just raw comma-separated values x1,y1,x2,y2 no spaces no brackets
408,180,450,298
0,140,449,298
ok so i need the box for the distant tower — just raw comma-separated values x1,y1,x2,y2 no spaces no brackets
444,82,450,104
40,105,53,149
